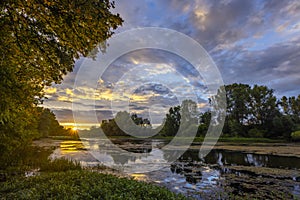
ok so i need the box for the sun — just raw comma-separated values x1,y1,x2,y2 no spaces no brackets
72,127,78,131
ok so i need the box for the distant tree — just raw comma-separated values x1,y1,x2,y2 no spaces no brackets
271,115,295,139
100,112,152,136
160,106,181,136
249,85,278,128
197,111,211,136
130,113,151,127
224,84,252,136
225,83,251,126
37,108,59,137
280,96,290,114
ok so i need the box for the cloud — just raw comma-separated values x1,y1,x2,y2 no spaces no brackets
42,0,300,124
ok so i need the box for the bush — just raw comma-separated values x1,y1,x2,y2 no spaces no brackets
0,171,186,200
291,131,300,141
248,128,265,138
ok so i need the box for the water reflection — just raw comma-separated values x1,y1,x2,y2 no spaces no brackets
50,139,300,199
51,139,300,170
180,149,300,169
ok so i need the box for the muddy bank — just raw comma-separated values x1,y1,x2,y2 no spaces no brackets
168,160,300,199
191,142,300,158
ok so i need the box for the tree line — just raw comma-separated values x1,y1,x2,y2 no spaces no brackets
198,84,300,139
98,84,300,140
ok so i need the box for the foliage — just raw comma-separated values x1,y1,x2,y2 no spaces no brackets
97,84,300,140
100,112,153,137
160,106,181,136
291,131,300,141
248,128,265,138
0,0,122,160
40,158,82,172
0,145,52,171
101,118,127,136
271,115,295,138
0,170,187,200
202,83,300,139
37,108,64,137
197,111,211,136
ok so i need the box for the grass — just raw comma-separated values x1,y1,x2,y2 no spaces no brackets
0,170,187,200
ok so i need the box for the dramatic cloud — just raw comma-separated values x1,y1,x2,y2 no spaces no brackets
43,0,300,126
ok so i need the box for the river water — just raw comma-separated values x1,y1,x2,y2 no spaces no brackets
50,139,300,199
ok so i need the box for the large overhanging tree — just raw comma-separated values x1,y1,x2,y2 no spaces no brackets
0,0,123,162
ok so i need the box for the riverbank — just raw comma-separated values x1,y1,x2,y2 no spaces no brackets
30,138,300,199
1,139,186,200
191,142,300,158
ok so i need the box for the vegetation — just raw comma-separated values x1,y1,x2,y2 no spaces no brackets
198,84,300,140
37,108,79,139
0,170,186,200
0,141,185,200
39,158,82,172
0,0,122,167
91,84,300,141
291,131,300,141
82,112,154,137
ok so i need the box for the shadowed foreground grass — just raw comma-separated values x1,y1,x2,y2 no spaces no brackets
0,170,187,200
1,157,186,200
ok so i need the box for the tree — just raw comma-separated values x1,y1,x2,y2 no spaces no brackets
225,83,251,126
100,112,152,136
280,96,290,114
0,0,122,166
224,84,251,136
272,115,295,138
197,111,211,136
160,106,181,136
37,107,68,137
249,85,278,130
222,84,282,138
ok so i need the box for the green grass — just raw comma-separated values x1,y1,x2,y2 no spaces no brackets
0,170,187,200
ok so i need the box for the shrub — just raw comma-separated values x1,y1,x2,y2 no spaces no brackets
291,131,300,141
248,128,265,138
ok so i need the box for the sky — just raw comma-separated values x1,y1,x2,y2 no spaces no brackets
43,0,300,128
